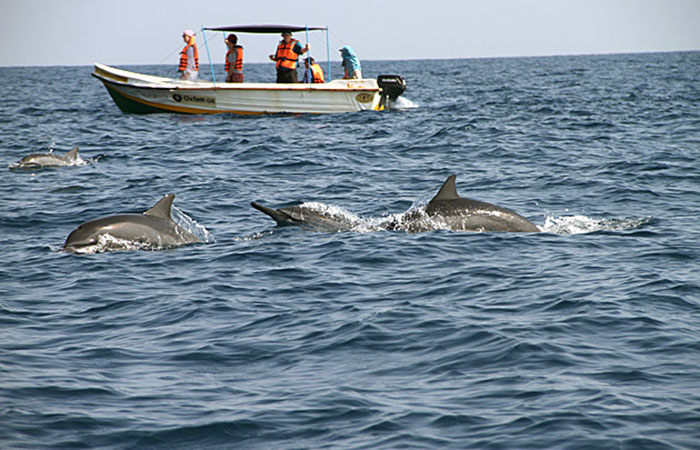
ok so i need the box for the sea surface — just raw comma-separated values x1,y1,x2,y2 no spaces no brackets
1,52,700,449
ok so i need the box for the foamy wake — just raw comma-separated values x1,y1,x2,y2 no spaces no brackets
390,97,418,110
540,215,653,235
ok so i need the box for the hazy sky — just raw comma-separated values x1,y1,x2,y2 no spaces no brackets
2,0,699,67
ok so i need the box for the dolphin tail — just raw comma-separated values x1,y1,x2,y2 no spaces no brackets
65,146,79,160
251,202,294,226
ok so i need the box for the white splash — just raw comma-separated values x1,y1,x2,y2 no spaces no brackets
541,215,653,235
64,234,151,255
46,137,56,153
390,97,419,110
234,230,275,242
172,206,215,243
72,155,89,167
299,202,362,222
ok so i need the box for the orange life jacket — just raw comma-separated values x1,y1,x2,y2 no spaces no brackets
225,46,244,72
309,63,324,83
275,39,299,70
179,42,199,72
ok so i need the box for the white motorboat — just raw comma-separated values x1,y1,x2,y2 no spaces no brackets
92,24,406,115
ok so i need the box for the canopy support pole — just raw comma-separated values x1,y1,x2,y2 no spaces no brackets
201,26,216,86
326,26,330,81
305,26,311,84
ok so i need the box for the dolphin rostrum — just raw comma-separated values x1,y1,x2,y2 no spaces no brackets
10,146,81,170
252,175,539,233
63,194,202,253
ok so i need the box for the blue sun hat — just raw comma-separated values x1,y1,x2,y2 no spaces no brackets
339,45,361,74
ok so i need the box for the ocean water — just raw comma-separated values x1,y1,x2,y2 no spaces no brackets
1,52,700,449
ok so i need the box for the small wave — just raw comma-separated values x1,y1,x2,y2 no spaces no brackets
49,185,91,194
541,214,653,235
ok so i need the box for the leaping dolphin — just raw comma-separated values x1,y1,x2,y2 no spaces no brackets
252,175,539,233
10,146,82,170
63,194,202,253
389,174,540,233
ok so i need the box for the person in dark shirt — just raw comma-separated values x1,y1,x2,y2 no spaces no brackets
302,57,325,84
269,31,309,83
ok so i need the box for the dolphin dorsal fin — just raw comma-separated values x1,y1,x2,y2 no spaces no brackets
65,146,79,160
144,194,175,219
430,174,460,202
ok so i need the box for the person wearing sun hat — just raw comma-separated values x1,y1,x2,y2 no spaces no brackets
339,45,361,79
179,29,199,80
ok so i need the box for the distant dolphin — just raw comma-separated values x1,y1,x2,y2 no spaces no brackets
10,146,82,170
63,194,202,253
252,175,539,233
387,174,540,233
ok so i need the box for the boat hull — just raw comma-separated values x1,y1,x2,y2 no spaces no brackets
93,63,383,115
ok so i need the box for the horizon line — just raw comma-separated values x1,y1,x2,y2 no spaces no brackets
2,48,698,69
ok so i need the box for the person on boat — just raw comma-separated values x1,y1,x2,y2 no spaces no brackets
179,29,199,81
302,57,324,84
225,34,244,83
339,45,362,79
268,31,309,83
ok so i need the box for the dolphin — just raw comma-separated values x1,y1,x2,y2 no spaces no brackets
63,194,202,252
388,174,540,233
250,202,359,232
252,175,539,233
10,146,81,170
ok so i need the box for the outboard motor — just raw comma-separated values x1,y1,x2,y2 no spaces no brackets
377,75,407,110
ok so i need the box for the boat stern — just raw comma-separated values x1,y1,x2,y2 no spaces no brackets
376,75,407,110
